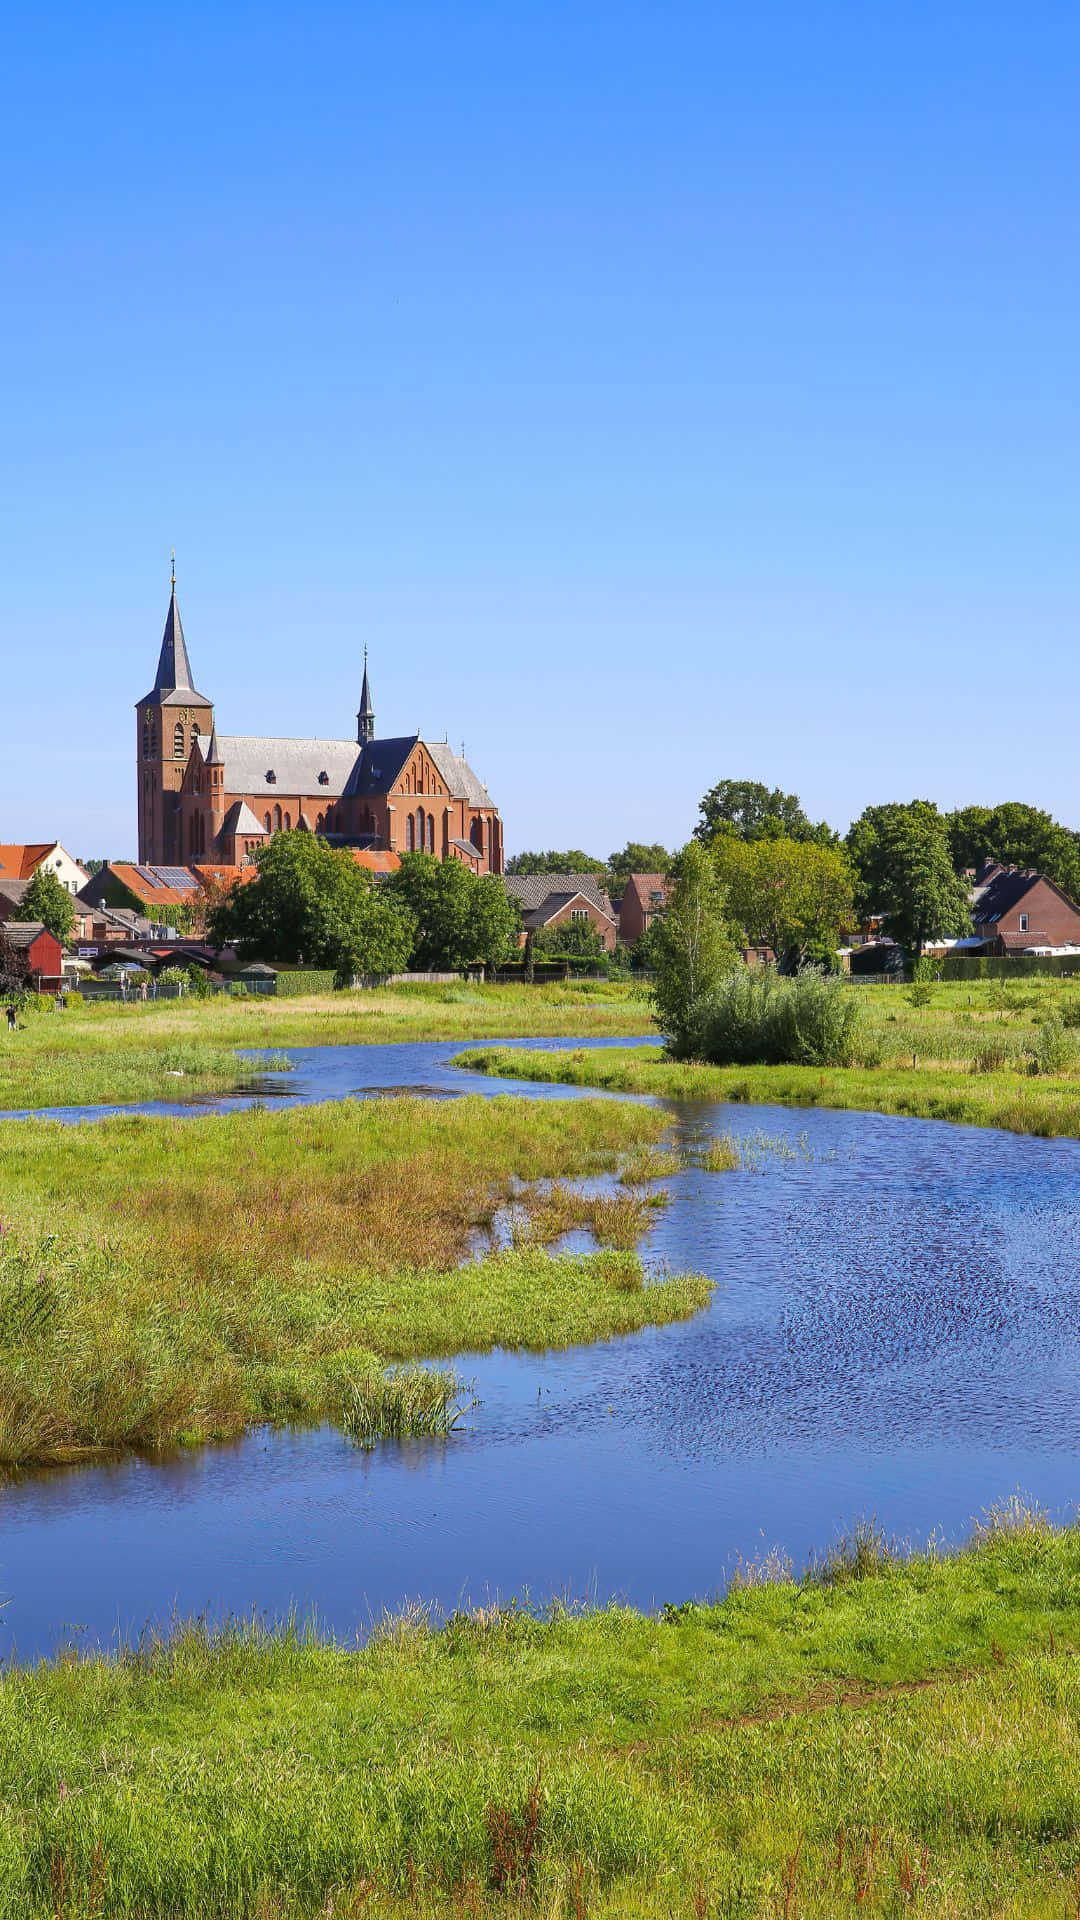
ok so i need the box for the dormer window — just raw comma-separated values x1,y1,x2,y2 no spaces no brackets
266,770,277,784
318,770,329,785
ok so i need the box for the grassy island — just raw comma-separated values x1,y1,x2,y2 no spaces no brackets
0,1093,704,1466
457,977,1080,1141
4,1506,1080,1916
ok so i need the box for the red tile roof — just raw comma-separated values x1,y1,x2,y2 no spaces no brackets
0,844,53,882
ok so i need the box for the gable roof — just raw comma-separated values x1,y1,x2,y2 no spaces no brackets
0,844,60,882
425,742,493,809
342,736,419,798
520,889,616,931
624,873,671,905
217,735,360,798
3,921,60,952
221,800,266,837
503,872,615,918
80,863,202,908
350,848,401,875
971,868,1059,924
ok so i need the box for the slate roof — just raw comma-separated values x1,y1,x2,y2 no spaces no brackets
142,583,211,707
221,800,266,837
218,735,360,797
426,742,493,809
503,873,615,919
971,869,1043,923
342,736,419,799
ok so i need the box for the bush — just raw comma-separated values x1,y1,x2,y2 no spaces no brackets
61,989,84,1009
943,954,1080,981
274,970,336,997
682,967,862,1067
1028,1013,1073,1076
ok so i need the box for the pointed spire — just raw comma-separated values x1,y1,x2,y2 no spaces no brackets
205,721,223,766
357,646,375,745
153,560,195,694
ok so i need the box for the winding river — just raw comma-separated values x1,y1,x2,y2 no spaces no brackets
3,1036,1080,1658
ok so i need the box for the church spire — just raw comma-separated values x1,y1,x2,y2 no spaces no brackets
153,559,196,695
205,720,223,765
357,647,375,745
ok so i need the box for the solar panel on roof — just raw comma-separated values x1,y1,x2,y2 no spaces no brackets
135,865,163,888
156,867,196,889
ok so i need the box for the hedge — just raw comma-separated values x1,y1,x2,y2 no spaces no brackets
942,953,1080,981
272,969,338,996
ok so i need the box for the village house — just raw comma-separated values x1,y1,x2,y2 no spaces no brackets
618,873,671,945
0,842,89,902
503,874,618,953
970,862,1080,954
137,571,502,873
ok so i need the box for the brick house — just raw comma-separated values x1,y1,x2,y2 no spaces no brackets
1,922,65,992
136,574,503,873
0,843,89,897
503,874,618,953
970,862,1080,953
618,873,672,945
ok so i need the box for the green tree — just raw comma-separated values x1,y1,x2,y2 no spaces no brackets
606,843,672,893
946,802,1080,899
695,779,836,847
21,867,76,945
505,849,608,877
207,833,415,980
386,854,519,972
649,841,737,1052
712,837,855,970
847,801,971,956
532,920,608,962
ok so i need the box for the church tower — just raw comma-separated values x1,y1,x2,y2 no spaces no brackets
357,648,375,746
136,563,214,864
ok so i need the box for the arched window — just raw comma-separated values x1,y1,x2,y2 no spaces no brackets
264,812,271,833
273,805,282,832
428,812,436,852
315,812,324,832
143,713,153,759
406,814,415,851
471,816,484,852
173,722,184,758
283,812,291,830
414,808,424,850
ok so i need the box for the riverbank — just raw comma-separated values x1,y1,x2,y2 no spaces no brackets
7,1504,1078,1917
0,980,652,1111
0,1093,705,1466
458,1041,1080,1140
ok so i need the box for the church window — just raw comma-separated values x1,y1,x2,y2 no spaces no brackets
173,722,185,758
316,812,324,832
284,812,291,830
428,812,435,852
416,808,425,850
406,815,415,852
273,805,282,832
264,813,271,833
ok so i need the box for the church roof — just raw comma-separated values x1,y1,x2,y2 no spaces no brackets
142,581,211,707
342,736,495,807
216,735,360,797
221,800,266,836
426,741,494,809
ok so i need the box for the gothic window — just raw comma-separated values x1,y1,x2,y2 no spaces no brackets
406,815,415,852
471,816,484,852
284,812,291,830
428,812,435,852
173,722,185,758
415,808,425,850
316,812,324,832
273,805,282,832
264,812,272,833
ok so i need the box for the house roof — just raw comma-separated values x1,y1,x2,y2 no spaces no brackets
0,844,58,882
624,873,671,906
970,868,1073,924
218,735,360,798
350,849,401,874
3,921,58,950
85,863,202,908
190,863,259,890
520,889,617,931
503,873,615,918
0,878,28,910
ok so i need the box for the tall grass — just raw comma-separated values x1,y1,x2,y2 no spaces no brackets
0,1095,708,1465
682,967,863,1067
6,1507,1080,1916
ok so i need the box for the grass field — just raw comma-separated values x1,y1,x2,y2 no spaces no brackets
0,981,653,1112
458,977,1080,1141
0,1093,706,1466
6,1504,1080,1917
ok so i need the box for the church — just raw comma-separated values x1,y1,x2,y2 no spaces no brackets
136,572,504,873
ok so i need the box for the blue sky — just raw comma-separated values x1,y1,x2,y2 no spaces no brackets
2,3,1078,859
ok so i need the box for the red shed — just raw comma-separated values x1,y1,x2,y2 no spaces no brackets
2,921,65,992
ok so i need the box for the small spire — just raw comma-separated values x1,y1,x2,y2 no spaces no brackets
171,548,176,588
357,649,375,745
205,721,223,766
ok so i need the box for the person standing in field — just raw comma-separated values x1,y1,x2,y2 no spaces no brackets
5,1003,16,1034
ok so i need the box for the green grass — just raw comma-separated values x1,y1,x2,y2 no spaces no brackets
0,981,653,1112
7,1505,1080,1916
458,974,1080,1141
0,1094,707,1465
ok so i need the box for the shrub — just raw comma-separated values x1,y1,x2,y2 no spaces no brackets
1028,1013,1072,1076
274,970,336,997
686,967,862,1068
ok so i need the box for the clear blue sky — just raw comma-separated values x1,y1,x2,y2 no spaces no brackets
2,3,1078,860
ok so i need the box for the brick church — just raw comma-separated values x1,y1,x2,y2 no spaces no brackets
137,572,504,873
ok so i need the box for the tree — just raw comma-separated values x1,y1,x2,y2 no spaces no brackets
207,833,415,979
712,837,855,970
505,849,608,877
386,854,519,972
606,843,672,893
695,779,836,847
846,801,971,956
21,868,76,945
532,920,608,962
946,802,1080,900
0,928,29,998
649,841,737,1052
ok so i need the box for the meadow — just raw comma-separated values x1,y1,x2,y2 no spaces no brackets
6,1505,1080,1917
458,976,1080,1141
0,980,653,1111
0,1093,706,1466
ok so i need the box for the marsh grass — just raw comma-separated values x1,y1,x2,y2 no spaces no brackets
10,1507,1080,1917
0,1095,708,1465
701,1135,739,1171
0,981,653,1113
340,1364,464,1448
